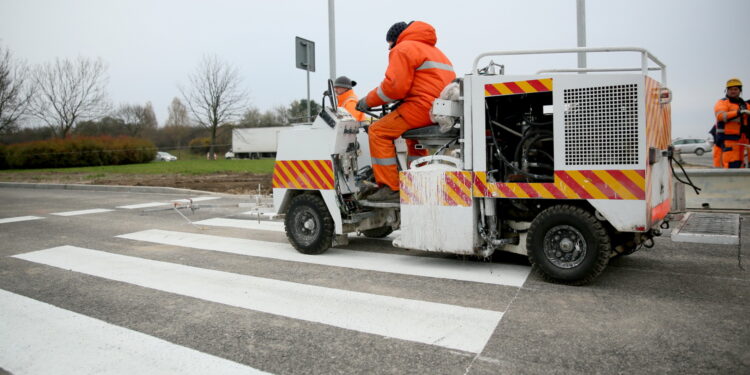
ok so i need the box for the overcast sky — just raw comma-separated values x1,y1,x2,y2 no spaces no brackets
1,0,748,138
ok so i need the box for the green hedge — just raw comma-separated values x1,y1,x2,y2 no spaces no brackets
1,136,157,169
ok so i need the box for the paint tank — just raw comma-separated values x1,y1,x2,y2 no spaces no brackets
394,164,476,255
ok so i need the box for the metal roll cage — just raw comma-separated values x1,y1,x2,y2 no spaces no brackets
472,47,667,85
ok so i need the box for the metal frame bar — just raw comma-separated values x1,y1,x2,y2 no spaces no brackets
472,47,667,84
536,67,662,74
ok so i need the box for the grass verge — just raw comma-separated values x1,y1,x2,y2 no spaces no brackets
0,159,276,176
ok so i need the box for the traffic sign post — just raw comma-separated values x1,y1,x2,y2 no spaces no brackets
295,37,315,122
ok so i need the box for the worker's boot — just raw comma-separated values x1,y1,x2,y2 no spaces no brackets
367,187,399,203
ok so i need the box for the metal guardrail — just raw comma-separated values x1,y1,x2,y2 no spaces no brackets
673,168,750,210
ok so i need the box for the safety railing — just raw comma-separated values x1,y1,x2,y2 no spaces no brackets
472,47,667,85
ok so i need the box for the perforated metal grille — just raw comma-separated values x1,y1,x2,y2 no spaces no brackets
563,84,639,165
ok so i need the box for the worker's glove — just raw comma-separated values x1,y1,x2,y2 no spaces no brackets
356,98,369,112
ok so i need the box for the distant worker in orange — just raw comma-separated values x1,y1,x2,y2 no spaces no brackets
333,76,366,121
714,78,750,168
356,21,456,202
709,123,723,167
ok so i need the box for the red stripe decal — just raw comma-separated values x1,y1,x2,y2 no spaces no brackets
272,174,283,188
443,191,458,206
503,81,525,94
445,175,470,204
496,183,516,198
555,171,593,199
542,183,566,199
517,183,540,198
579,170,619,199
608,170,646,200
527,79,550,92
291,160,317,189
635,170,646,178
474,174,489,196
302,160,328,189
484,84,501,96
276,162,298,188
319,160,334,187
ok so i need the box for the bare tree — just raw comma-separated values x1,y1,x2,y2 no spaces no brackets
29,57,109,138
180,55,246,157
164,97,191,127
115,101,157,136
0,45,34,133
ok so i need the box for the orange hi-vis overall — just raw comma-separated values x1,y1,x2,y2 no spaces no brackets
337,89,366,121
364,21,456,191
714,97,750,168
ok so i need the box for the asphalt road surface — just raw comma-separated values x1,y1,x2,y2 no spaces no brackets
0,187,748,374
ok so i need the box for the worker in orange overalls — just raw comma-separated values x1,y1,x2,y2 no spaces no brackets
709,123,723,167
333,76,366,121
714,78,750,168
356,21,456,202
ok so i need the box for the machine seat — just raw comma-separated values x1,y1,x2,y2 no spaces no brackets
402,124,459,140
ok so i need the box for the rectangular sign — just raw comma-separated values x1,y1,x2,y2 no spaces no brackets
295,36,315,72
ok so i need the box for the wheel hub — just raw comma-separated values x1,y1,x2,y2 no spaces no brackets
294,207,319,246
543,225,587,269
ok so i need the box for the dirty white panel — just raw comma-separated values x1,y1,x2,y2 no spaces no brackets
398,166,474,254
588,200,647,231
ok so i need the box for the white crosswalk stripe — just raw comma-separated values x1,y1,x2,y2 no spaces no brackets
0,215,44,224
13,246,503,353
116,196,222,209
0,289,268,375
51,208,115,216
117,229,531,287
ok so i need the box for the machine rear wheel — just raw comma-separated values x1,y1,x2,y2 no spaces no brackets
527,205,611,285
361,226,393,238
285,194,334,255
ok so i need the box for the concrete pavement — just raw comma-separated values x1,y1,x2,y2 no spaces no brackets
0,187,747,374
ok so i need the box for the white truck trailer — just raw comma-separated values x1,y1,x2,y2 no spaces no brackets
227,127,287,159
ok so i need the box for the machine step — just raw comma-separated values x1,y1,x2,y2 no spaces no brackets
671,212,741,245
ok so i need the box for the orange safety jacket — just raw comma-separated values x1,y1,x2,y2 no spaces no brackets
714,97,750,140
337,89,366,121
365,21,456,127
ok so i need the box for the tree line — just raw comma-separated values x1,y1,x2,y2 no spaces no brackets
0,45,322,156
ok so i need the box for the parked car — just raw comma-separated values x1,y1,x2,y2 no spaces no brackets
672,138,712,156
154,151,177,161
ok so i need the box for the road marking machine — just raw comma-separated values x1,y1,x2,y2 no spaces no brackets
272,48,682,285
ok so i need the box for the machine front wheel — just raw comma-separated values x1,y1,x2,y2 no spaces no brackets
285,194,334,255
527,205,611,285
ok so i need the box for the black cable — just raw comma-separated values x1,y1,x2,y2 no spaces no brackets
669,151,701,195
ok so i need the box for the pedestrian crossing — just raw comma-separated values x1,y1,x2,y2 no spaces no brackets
3,210,532,373
0,289,267,375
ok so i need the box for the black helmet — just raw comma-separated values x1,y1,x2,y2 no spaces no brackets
386,21,411,49
333,76,356,89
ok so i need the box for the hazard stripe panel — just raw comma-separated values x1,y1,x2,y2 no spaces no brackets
442,171,472,207
473,170,645,200
485,78,552,97
272,160,334,190
399,172,422,205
